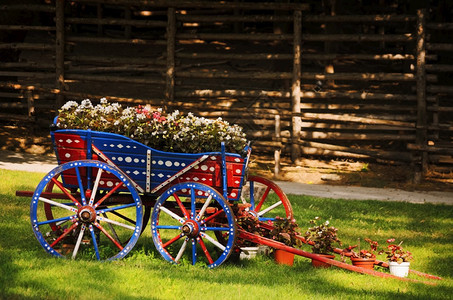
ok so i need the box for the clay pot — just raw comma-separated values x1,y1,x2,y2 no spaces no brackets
274,249,295,266
311,254,335,268
350,257,376,269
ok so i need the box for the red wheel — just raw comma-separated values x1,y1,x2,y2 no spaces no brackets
240,175,293,221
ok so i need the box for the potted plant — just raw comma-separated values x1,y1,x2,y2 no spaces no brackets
268,217,302,266
304,217,341,268
235,210,267,260
342,238,378,270
383,238,413,277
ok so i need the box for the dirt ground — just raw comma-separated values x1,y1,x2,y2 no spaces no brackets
1,121,453,192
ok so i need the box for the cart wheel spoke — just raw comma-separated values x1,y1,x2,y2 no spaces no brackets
159,206,185,223
93,182,125,209
192,238,197,265
197,237,214,264
93,221,123,250
102,212,122,245
50,222,79,248
89,225,101,260
254,186,271,212
196,194,213,221
75,167,87,206
174,193,190,219
200,232,226,251
96,214,136,231
257,200,283,217
37,214,76,226
30,160,143,261
175,238,188,263
152,182,236,268
72,224,86,259
51,178,82,209
88,168,103,206
241,175,293,221
162,233,183,248
107,209,136,225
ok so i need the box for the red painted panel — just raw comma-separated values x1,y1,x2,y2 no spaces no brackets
54,133,87,149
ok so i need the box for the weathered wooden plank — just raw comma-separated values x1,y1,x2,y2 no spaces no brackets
177,14,293,22
0,4,55,12
304,15,416,23
176,71,416,81
0,43,54,50
66,36,166,45
427,43,453,51
65,17,166,27
0,25,55,31
66,74,165,84
65,55,166,65
70,0,309,11
426,23,453,30
0,71,54,78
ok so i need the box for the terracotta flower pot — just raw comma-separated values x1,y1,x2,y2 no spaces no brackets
311,254,335,268
350,257,376,269
274,249,295,266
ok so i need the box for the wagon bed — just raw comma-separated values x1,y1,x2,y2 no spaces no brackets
52,128,250,201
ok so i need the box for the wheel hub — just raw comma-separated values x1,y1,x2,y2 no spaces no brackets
181,220,199,238
78,206,96,223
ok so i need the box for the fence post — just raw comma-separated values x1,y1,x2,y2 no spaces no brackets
55,0,65,108
165,7,176,107
125,7,131,38
97,4,103,36
415,8,427,183
26,90,35,120
291,10,302,162
274,114,281,177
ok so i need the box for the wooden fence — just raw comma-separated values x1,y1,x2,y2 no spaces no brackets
0,0,452,182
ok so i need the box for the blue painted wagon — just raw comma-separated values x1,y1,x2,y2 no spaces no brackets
19,120,293,268
16,121,444,282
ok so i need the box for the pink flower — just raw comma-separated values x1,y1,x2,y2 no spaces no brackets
387,238,395,243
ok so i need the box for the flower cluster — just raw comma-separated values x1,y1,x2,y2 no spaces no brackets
57,99,248,154
383,238,413,264
304,217,341,254
342,238,379,259
269,217,303,248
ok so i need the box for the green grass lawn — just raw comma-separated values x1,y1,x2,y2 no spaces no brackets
0,168,452,300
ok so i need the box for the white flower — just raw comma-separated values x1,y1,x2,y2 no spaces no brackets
81,99,93,108
61,101,78,111
100,97,108,104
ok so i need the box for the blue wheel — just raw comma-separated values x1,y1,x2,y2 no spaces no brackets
151,182,236,268
30,160,143,260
